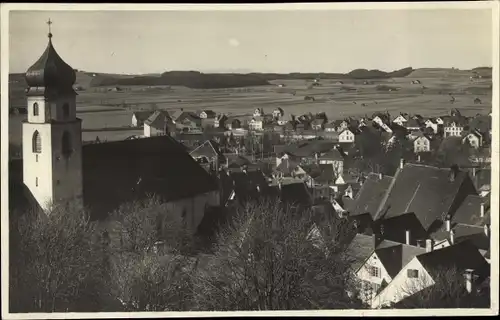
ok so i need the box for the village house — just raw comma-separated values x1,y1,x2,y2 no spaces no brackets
311,118,325,130
198,109,217,128
371,240,489,309
369,162,478,246
405,118,422,131
253,107,264,117
248,117,264,131
339,129,355,143
335,120,350,133
443,117,467,138
213,114,228,128
423,118,439,134
413,134,431,153
462,130,484,149
189,139,226,176
143,110,174,137
272,107,284,119
324,122,337,132
353,234,427,306
131,111,154,127
392,114,408,127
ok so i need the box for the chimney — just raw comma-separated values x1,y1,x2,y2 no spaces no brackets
378,173,383,180
425,239,434,252
464,269,475,294
449,230,455,245
472,167,476,177
445,216,451,232
405,230,411,245
400,158,405,169
480,203,485,217
416,239,423,248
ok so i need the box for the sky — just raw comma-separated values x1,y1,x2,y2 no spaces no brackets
8,8,493,74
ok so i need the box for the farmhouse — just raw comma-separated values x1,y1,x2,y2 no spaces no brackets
213,114,228,128
339,129,355,143
143,110,174,137
413,134,431,153
392,114,408,126
131,111,154,127
15,31,220,234
253,108,264,117
463,131,483,149
354,235,427,306
371,240,488,309
248,117,263,131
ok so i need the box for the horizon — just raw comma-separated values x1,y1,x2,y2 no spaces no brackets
9,9,493,75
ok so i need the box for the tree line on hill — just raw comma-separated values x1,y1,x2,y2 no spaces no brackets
87,67,415,89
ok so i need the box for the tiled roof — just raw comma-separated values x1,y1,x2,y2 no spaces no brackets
345,233,375,272
229,169,269,203
452,195,489,226
406,118,422,128
133,111,154,122
144,110,172,129
301,164,336,184
375,242,427,278
417,240,488,279
82,136,219,219
348,173,393,219
285,140,337,158
374,164,471,230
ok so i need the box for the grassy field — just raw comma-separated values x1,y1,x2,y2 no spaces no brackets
8,68,492,145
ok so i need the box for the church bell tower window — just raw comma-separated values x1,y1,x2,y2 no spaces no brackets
32,131,42,153
33,102,39,116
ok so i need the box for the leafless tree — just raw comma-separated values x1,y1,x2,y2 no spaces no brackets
9,201,110,312
189,199,364,311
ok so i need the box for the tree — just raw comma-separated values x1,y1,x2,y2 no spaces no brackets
434,137,473,167
107,196,194,311
392,266,490,309
10,201,110,312
189,199,364,311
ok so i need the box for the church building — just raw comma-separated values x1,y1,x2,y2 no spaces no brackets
11,25,220,233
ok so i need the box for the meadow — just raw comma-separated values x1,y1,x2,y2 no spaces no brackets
9,68,492,145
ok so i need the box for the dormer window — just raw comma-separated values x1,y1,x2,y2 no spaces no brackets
33,102,39,116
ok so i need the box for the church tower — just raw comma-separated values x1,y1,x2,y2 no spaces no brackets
22,20,83,211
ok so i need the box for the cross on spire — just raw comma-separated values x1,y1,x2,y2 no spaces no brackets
47,18,53,38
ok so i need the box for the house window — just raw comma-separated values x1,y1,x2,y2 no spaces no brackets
407,269,419,278
32,131,42,153
62,131,72,158
62,103,70,119
368,265,381,278
33,102,39,116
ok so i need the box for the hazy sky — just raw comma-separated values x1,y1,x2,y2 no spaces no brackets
9,9,493,74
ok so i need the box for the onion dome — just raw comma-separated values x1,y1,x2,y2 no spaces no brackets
25,32,76,92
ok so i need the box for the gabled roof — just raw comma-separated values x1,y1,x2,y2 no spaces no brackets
468,115,491,134
285,140,336,158
375,243,427,278
417,240,488,279
345,233,374,271
144,110,172,129
374,164,471,230
200,110,216,118
406,118,422,128
229,169,269,203
348,173,393,219
189,140,224,160
301,164,336,183
318,148,344,161
443,116,468,127
452,195,489,226
133,111,154,122
82,136,219,219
